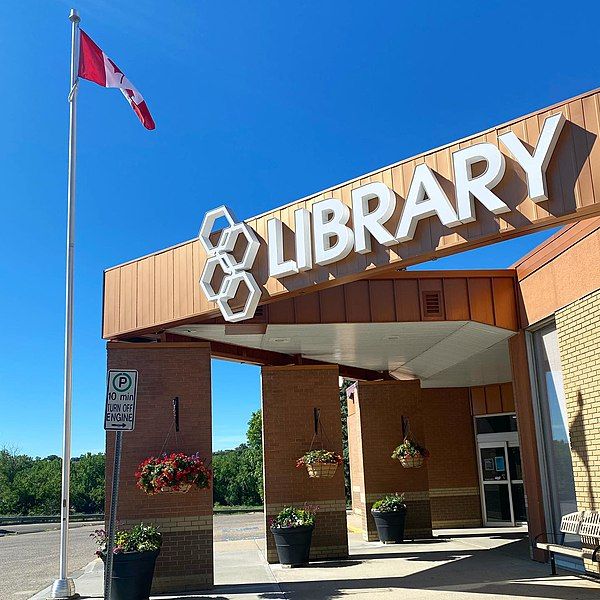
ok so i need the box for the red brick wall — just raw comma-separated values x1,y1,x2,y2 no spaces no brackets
261,365,348,562
350,380,432,541
422,387,482,528
105,342,213,592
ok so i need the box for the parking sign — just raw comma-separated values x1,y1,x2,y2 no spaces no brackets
104,369,138,431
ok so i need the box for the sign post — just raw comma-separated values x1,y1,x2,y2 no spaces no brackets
103,369,138,600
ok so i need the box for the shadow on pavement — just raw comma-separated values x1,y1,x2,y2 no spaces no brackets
253,538,600,600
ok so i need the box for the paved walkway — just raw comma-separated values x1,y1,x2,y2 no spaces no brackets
31,527,600,599
0,522,101,600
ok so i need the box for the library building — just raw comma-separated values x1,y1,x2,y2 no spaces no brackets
102,87,600,592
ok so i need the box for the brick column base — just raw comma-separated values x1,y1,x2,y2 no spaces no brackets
106,342,214,592
422,387,482,529
265,501,348,563
118,515,212,593
262,365,349,563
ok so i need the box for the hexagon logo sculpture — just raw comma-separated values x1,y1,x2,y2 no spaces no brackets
198,206,261,322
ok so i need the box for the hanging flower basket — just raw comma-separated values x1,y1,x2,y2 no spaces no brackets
306,462,339,478
398,455,425,469
296,450,343,479
160,483,192,494
136,452,212,495
391,439,429,469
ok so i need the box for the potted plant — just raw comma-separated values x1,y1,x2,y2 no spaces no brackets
135,452,211,494
391,438,429,468
270,506,317,566
296,449,343,478
91,523,162,600
371,493,407,543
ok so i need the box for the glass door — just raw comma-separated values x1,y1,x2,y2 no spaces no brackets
475,414,526,527
479,442,513,525
507,445,527,523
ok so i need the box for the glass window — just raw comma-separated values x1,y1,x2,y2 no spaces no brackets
532,324,577,533
476,414,518,434
484,485,512,522
511,483,527,522
507,447,523,481
480,447,508,481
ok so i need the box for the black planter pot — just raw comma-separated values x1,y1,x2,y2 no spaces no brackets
371,508,407,543
270,525,314,566
101,549,160,600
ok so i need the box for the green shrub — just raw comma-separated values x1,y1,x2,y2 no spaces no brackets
270,506,317,529
296,450,343,467
371,493,406,512
91,523,162,555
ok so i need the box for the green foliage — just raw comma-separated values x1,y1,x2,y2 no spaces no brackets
270,506,317,529
71,453,105,513
212,409,264,507
11,456,62,515
92,523,162,555
246,410,263,501
212,445,262,506
391,438,429,460
339,380,352,504
371,493,406,512
246,410,262,452
0,447,105,516
296,450,343,466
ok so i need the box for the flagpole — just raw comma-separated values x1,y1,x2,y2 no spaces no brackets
51,8,80,600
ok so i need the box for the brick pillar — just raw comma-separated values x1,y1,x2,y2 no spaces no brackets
422,388,482,528
261,365,348,563
349,380,432,541
106,342,213,592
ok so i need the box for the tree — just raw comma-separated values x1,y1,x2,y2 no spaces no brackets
211,409,264,507
11,456,62,515
212,445,262,506
0,447,33,514
0,448,105,516
339,380,352,504
71,453,105,513
246,410,263,501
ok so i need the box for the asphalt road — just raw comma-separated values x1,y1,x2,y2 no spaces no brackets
0,513,265,599
0,521,103,600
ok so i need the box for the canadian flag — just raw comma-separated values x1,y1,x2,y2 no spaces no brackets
78,30,155,130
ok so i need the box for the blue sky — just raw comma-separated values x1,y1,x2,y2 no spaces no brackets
0,0,597,457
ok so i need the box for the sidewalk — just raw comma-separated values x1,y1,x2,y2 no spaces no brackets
31,528,600,599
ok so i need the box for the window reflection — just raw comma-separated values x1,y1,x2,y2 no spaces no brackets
532,324,577,533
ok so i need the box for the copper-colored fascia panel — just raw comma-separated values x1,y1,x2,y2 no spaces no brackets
512,216,600,280
368,269,516,279
110,271,518,341
514,220,600,327
104,86,600,338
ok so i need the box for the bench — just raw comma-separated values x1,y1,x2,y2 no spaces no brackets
535,511,600,575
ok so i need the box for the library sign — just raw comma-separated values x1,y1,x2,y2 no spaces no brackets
198,113,566,322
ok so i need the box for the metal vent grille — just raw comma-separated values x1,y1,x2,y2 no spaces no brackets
421,290,443,318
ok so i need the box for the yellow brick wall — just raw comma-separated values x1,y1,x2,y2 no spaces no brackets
556,288,600,573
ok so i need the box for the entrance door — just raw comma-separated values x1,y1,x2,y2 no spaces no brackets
478,441,526,526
